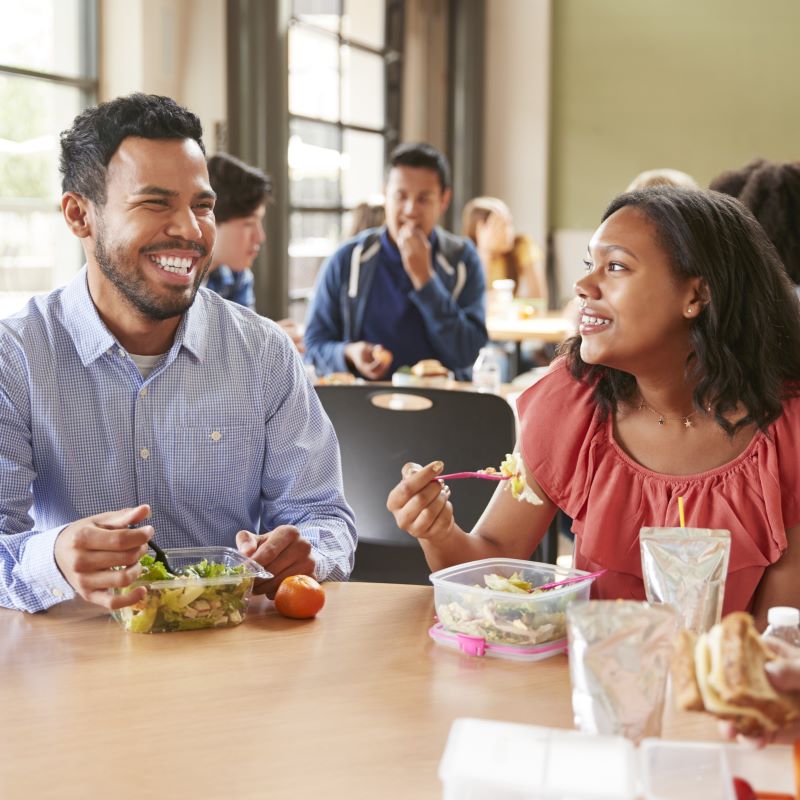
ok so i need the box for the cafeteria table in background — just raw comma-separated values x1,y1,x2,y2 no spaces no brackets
487,313,575,376
0,583,719,800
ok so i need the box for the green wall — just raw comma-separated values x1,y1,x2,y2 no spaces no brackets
550,0,800,229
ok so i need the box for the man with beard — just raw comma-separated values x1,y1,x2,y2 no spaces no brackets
0,94,355,613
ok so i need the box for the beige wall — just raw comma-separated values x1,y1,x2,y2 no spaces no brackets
550,0,800,231
548,0,800,303
100,0,226,151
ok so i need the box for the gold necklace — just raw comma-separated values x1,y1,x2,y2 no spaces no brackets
638,399,699,428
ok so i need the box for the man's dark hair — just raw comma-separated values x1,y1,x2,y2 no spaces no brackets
709,159,800,285
207,153,273,223
388,142,451,191
563,186,800,436
59,93,205,205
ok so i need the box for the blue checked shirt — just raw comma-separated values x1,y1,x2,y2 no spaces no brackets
0,268,356,612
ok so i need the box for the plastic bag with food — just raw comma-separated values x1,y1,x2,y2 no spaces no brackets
567,600,676,743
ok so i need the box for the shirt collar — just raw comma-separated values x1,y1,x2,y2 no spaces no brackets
60,266,207,365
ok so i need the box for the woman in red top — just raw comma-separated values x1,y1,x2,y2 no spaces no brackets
387,187,800,627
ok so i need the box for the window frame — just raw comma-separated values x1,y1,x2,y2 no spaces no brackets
286,0,403,311
0,0,99,300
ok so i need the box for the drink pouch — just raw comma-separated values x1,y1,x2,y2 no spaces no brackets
640,527,730,635
567,601,676,743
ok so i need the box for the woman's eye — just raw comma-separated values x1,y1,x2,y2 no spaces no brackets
582,259,593,274
608,262,627,272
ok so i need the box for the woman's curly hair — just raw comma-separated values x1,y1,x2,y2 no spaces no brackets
562,186,800,436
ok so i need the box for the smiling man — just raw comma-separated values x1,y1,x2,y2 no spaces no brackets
0,94,355,613
303,142,488,380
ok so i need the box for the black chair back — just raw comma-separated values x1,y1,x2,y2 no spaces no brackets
316,385,517,584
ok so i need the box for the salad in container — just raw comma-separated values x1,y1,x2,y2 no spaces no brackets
110,546,271,633
429,558,596,657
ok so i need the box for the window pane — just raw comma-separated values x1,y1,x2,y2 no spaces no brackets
0,209,82,295
0,75,85,306
0,0,91,79
289,118,342,207
342,0,384,50
341,46,384,130
289,211,341,298
292,0,340,32
289,25,339,122
342,130,383,208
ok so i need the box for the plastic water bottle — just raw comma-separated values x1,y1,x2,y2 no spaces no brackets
762,606,800,646
472,347,502,394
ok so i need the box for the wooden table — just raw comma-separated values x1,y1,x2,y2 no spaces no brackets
487,313,576,346
487,313,575,377
0,583,716,799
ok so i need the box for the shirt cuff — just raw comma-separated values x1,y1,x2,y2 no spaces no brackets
19,526,76,609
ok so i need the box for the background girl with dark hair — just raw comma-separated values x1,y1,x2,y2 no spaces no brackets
387,187,800,628
709,158,800,290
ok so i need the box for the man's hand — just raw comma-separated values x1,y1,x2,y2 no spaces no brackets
235,525,316,598
344,341,393,380
54,504,153,609
397,223,433,290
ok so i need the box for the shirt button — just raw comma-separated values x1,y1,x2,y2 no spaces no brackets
118,348,126,358
210,430,222,442
51,588,64,598
139,387,148,397
140,447,150,460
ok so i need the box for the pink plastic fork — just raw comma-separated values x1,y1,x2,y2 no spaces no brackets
437,471,510,482
535,569,607,592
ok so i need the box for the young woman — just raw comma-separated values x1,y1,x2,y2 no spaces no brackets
461,196,546,300
388,187,800,627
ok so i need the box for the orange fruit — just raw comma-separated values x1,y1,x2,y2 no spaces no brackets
274,575,325,619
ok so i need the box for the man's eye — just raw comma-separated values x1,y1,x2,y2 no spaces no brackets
142,199,168,207
194,203,214,211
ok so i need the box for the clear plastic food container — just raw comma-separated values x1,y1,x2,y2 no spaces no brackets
110,546,271,634
429,558,595,659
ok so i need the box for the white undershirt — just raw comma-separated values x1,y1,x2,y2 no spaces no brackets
128,352,164,379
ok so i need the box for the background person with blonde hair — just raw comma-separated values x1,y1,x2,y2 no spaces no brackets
461,196,546,300
625,167,699,192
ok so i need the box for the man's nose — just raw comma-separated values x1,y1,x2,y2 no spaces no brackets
165,207,203,241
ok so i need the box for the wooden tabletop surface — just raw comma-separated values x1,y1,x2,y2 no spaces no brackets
487,312,575,344
0,582,717,799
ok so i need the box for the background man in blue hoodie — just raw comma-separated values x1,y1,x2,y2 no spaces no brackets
304,143,488,380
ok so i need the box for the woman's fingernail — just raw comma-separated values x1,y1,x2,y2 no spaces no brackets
431,461,444,473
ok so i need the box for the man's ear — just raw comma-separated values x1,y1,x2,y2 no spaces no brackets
439,187,452,217
61,192,94,239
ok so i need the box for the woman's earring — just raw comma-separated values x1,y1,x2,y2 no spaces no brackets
687,306,693,315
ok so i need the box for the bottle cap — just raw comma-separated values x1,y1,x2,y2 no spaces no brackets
767,606,800,627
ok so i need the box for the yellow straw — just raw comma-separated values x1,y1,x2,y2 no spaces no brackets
678,496,686,528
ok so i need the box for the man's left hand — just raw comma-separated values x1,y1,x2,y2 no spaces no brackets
235,526,315,598
397,223,433,290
